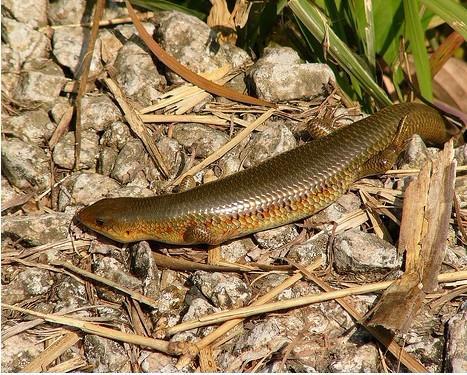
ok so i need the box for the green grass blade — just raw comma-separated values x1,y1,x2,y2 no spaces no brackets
289,0,392,105
403,0,433,100
129,0,207,20
420,0,467,39
350,0,376,73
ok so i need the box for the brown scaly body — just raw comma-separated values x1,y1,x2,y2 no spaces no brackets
76,103,451,245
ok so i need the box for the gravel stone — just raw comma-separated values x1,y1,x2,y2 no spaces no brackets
288,231,329,266
153,11,250,83
2,212,72,247
241,121,297,168
14,58,67,105
446,308,467,372
3,110,55,145
328,342,380,372
98,146,119,176
1,333,43,372
2,18,50,64
156,137,183,178
93,256,142,304
220,237,256,263
172,123,229,158
254,224,299,249
308,192,361,226
81,94,122,131
1,44,21,96
1,268,53,305
398,134,430,169
334,229,402,273
191,271,251,309
107,185,154,198
58,172,120,211
48,0,86,25
115,22,155,40
130,242,162,300
3,0,48,28
248,47,335,102
139,351,178,373
84,335,129,372
1,138,50,190
100,121,132,150
111,139,147,184
99,28,123,65
53,130,99,170
50,98,73,124
114,38,166,107
53,276,88,312
1,177,22,209
53,26,103,77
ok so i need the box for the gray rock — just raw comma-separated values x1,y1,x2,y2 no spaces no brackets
3,0,48,28
93,256,142,303
2,18,50,64
1,268,53,305
114,39,166,107
248,47,335,102
334,229,401,273
446,308,467,372
53,130,99,170
48,0,86,25
308,192,361,226
192,271,252,309
241,121,297,168
115,22,155,40
234,318,286,352
139,351,178,373
220,237,256,263
52,27,103,77
153,11,250,83
111,139,147,184
81,95,122,132
58,172,120,211
1,177,22,210
98,147,118,176
53,276,88,312
100,121,132,150
130,241,161,300
398,134,430,169
99,29,123,66
14,58,67,105
254,224,299,249
84,335,129,372
50,97,73,124
1,332,43,372
1,44,21,96
107,185,154,198
172,123,229,158
288,231,329,266
1,138,50,190
156,137,183,178
2,110,55,145
2,212,72,246
329,342,380,372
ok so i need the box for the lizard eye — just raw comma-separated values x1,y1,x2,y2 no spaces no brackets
95,218,105,226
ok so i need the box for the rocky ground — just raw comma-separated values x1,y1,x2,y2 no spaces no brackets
1,0,466,373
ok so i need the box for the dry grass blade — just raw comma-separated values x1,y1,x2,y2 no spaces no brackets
175,258,323,368
104,78,170,178
52,260,159,309
47,356,87,373
48,106,74,149
1,304,194,356
170,108,275,187
21,331,80,372
166,270,467,335
124,0,274,108
430,31,465,77
74,0,106,170
140,114,248,128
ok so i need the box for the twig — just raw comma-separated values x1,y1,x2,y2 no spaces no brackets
104,78,170,178
165,270,467,334
170,108,275,187
74,0,105,170
1,304,195,356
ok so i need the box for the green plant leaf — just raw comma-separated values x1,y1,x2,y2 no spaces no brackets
289,0,392,106
129,0,207,19
403,0,433,100
420,0,467,39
